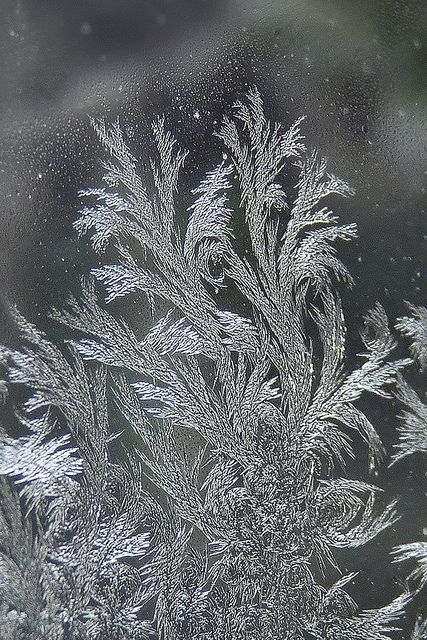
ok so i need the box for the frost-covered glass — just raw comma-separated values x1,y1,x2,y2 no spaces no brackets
0,2,425,639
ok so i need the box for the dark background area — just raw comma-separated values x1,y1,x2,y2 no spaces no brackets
0,0,425,636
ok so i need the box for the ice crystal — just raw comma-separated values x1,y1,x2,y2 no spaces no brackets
392,305,427,631
0,89,412,639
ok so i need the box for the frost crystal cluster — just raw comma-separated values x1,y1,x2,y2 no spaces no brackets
393,305,427,633
0,89,419,639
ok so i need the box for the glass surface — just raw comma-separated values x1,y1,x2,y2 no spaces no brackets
0,2,425,638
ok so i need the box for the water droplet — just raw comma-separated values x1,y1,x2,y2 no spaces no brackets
80,23,92,36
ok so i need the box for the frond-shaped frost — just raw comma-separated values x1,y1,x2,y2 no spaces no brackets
218,89,305,294
92,254,170,304
0,431,81,508
0,479,64,639
411,616,427,640
75,118,154,252
313,591,411,640
393,542,427,587
0,89,413,639
392,305,427,461
300,301,407,472
396,303,427,371
393,375,427,462
0,306,104,447
279,151,355,292
314,480,398,551
151,116,189,241
143,310,209,356
216,310,259,352
392,303,427,602
218,87,305,227
184,162,233,286
320,572,358,618
289,219,357,293
342,303,408,401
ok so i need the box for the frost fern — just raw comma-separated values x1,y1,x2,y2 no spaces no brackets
392,305,427,636
0,89,412,639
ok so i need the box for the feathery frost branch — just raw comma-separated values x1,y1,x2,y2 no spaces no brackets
392,305,427,600
0,89,411,639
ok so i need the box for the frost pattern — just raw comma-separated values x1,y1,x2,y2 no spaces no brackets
0,89,412,639
411,617,427,640
392,306,427,631
396,305,427,373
